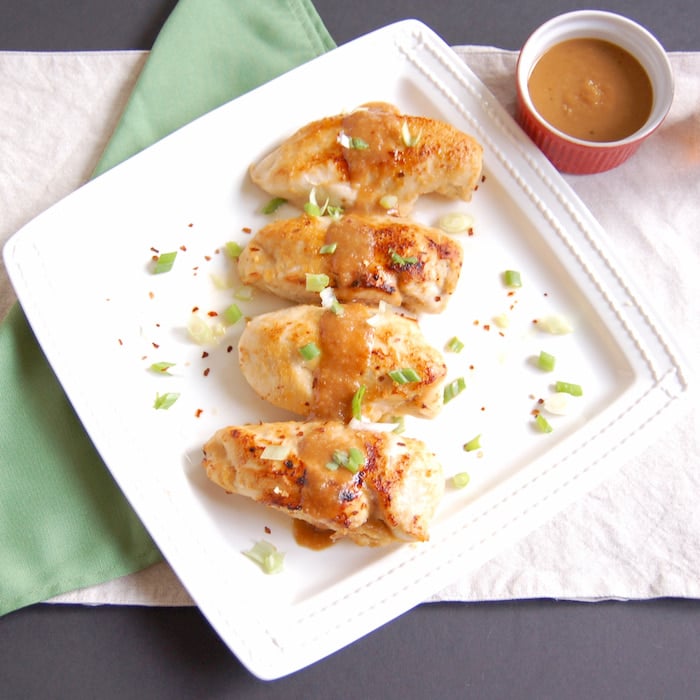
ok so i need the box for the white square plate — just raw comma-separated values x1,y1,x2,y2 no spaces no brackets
4,20,689,679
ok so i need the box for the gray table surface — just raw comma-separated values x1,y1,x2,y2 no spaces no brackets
2,1,699,698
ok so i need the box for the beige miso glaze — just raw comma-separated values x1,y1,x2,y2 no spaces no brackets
527,38,653,142
311,305,374,421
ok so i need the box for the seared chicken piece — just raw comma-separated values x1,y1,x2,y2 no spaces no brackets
202,420,444,545
238,213,463,314
238,303,447,421
250,102,483,215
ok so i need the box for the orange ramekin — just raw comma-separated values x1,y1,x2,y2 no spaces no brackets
515,11,674,174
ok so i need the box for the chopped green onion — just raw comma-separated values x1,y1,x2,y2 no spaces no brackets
326,204,344,220
537,351,556,372
463,434,481,452
305,272,330,292
438,212,473,234
262,197,287,215
153,251,177,274
349,136,369,149
149,361,175,374
555,381,583,396
543,392,571,415
389,249,418,266
319,242,337,255
153,392,179,410
327,447,365,473
493,313,510,329
298,342,321,361
242,540,284,574
443,377,466,404
388,367,422,384
452,472,471,489
351,385,367,420
446,336,464,353
187,314,224,345
401,120,422,147
503,270,522,288
534,414,553,433
234,285,254,301
346,447,365,473
223,303,243,325
304,201,322,217
225,241,243,259
539,314,574,334
379,194,398,210
390,415,405,434
260,444,291,460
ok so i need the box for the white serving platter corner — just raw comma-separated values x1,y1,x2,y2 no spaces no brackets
3,20,690,679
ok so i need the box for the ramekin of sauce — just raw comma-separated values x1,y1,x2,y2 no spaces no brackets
516,11,674,174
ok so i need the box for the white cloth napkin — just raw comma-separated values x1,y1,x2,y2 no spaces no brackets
1,47,698,607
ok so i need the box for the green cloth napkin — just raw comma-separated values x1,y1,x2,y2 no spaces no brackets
0,0,335,617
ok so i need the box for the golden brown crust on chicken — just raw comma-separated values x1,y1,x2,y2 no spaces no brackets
250,102,483,215
202,420,444,545
237,212,463,314
237,303,447,421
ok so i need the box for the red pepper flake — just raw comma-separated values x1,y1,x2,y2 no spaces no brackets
195,408,203,417
180,244,187,252
467,228,474,236
201,351,209,358
483,324,490,331
538,398,545,405
118,338,123,346
543,292,549,297
498,331,505,337
151,254,159,262
204,255,212,262
152,342,160,349
188,223,194,228
207,310,218,317
203,368,211,377
150,246,159,253
473,319,479,326
507,291,516,297
480,406,486,412
469,364,475,370
481,174,487,182
242,227,252,234
264,526,271,534
531,408,541,416
192,306,199,313
148,291,155,299
227,345,233,353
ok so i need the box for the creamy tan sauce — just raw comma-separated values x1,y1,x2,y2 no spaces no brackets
527,38,653,142
292,519,335,550
325,216,375,290
311,305,373,420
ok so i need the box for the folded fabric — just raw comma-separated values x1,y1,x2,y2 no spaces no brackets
0,0,335,617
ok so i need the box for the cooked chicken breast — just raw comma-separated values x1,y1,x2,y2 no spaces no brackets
202,420,444,545
237,212,463,314
238,303,447,421
250,102,483,215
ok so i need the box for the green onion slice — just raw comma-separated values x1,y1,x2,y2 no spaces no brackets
443,377,466,404
305,272,330,292
234,285,254,301
327,447,365,473
261,197,287,215
351,385,367,420
446,336,464,353
149,361,175,374
223,303,243,325
379,194,398,210
537,351,556,372
452,472,471,489
401,120,422,147
225,241,243,259
503,270,522,288
534,414,553,433
260,444,291,460
298,342,321,361
438,212,473,234
555,381,583,396
153,251,177,274
153,392,179,410
319,242,337,255
242,540,285,574
388,367,422,384
389,249,418,266
463,434,481,452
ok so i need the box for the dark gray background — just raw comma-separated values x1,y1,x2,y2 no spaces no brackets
2,1,699,697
